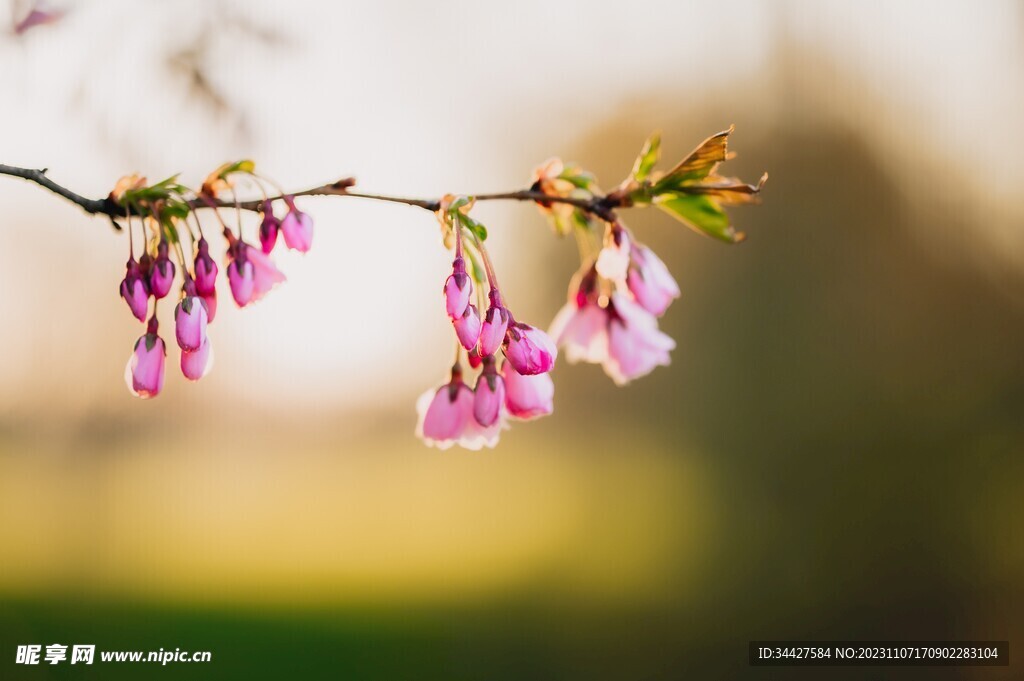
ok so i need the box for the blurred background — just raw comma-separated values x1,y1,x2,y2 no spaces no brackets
0,0,1022,679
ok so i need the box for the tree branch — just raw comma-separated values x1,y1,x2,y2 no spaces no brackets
0,163,620,227
0,163,116,214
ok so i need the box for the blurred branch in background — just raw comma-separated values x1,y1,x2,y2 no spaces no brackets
7,0,294,152
11,0,62,34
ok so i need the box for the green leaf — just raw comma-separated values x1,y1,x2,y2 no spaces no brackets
559,166,597,191
631,131,661,182
151,174,182,189
462,243,488,285
655,193,745,244
547,211,570,237
161,199,191,220
161,219,180,245
219,160,255,178
456,212,488,242
654,126,733,193
571,209,592,232
122,175,184,205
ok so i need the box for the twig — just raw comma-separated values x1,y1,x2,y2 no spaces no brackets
0,164,113,213
0,164,621,226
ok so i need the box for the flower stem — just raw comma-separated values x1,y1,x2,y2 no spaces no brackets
453,216,464,260
472,233,503,305
197,194,236,239
125,205,134,259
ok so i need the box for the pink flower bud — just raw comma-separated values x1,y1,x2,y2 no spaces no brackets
479,303,509,357
444,257,472,319
181,336,213,381
280,198,313,252
193,238,218,296
174,295,208,351
453,304,482,350
227,254,255,307
416,374,475,449
504,323,557,375
501,361,554,420
259,201,281,254
467,347,483,369
125,318,166,399
148,241,176,299
626,243,679,316
416,366,506,449
119,258,150,322
473,363,505,427
225,241,283,307
604,292,675,385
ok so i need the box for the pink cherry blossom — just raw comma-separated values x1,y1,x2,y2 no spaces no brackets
627,243,679,316
259,201,280,254
148,241,176,299
416,369,506,450
125,319,166,399
193,238,218,296
595,222,631,281
416,374,475,449
227,252,255,307
473,361,505,427
604,292,676,385
174,295,208,351
548,264,610,364
280,198,313,252
444,257,472,319
181,337,213,381
119,258,150,322
504,323,557,375
502,362,554,419
549,262,676,385
549,300,610,365
453,303,482,350
247,246,286,302
479,302,509,356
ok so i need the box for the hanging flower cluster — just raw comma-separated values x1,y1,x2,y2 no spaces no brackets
550,230,680,386
536,128,765,391
415,128,765,448
97,127,764,447
416,196,559,449
115,162,312,398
